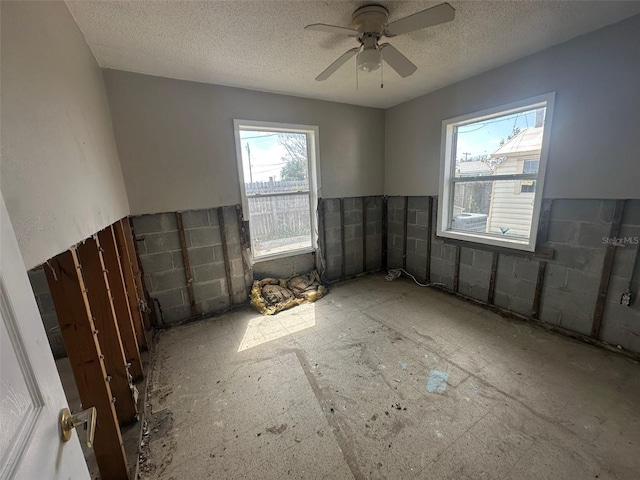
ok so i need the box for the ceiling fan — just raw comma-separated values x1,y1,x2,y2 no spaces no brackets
305,2,455,81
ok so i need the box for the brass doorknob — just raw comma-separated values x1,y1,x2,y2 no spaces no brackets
59,406,97,448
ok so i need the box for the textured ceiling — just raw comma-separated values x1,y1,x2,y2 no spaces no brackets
66,1,640,108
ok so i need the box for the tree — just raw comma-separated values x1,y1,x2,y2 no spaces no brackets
278,133,308,181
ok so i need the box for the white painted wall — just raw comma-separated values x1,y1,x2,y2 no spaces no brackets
102,70,385,215
1,1,130,270
385,15,640,199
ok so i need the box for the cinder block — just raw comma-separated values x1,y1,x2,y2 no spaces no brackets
197,296,230,315
459,263,490,287
416,211,429,226
560,312,592,336
513,257,539,282
539,304,561,326
342,198,355,211
407,224,427,240
323,198,339,214
132,213,177,234
28,268,49,294
149,269,187,292
324,212,341,229
344,210,362,226
181,209,209,228
193,262,226,283
406,209,417,225
143,231,181,254
510,296,533,316
493,291,510,310
222,206,238,226
408,196,429,211
495,275,535,301
188,246,216,266
387,196,404,210
496,255,515,276
544,263,568,289
459,283,489,303
621,200,640,225
442,244,457,262
406,238,417,254
566,268,600,294
153,288,185,309
547,220,579,244
188,226,222,248
224,225,241,245
171,251,185,270
598,200,616,224
473,250,494,271
230,258,244,278
460,248,474,267
206,208,220,226
193,280,225,302
161,304,192,324
139,252,174,274
549,244,594,270
542,286,596,318
388,220,403,237
578,222,610,248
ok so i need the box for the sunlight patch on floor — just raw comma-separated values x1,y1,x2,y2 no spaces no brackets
238,305,316,352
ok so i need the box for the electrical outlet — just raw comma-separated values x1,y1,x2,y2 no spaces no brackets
620,291,632,307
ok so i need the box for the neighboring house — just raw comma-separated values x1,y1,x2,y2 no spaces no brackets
486,127,544,237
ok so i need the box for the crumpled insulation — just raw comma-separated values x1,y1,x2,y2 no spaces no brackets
250,270,327,315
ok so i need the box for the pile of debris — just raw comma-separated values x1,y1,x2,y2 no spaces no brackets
250,270,326,315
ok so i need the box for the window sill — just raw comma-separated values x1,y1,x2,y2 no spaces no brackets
437,232,554,260
252,247,316,264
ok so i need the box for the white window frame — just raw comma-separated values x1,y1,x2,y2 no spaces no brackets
438,93,555,252
233,119,321,262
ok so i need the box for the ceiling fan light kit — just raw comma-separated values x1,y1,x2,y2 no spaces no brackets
305,2,455,82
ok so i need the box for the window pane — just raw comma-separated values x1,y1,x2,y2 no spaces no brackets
452,180,536,239
454,107,546,178
247,194,311,257
239,130,309,192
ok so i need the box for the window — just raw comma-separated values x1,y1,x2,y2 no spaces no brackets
234,120,320,261
438,93,555,251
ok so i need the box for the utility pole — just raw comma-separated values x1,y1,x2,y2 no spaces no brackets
463,152,471,161
245,142,253,184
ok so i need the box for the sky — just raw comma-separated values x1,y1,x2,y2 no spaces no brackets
455,108,540,161
239,131,289,183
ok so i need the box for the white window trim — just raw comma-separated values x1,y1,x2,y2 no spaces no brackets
438,93,555,252
233,119,322,263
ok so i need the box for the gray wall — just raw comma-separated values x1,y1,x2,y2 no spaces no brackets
1,1,130,269
385,15,640,199
103,69,386,215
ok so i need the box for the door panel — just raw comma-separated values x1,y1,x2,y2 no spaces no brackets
0,193,89,479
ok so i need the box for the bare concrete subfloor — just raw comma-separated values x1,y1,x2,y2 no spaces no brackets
141,274,640,479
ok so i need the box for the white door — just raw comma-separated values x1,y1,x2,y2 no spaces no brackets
0,193,89,479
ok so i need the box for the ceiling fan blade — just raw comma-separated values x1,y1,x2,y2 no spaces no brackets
380,44,417,78
315,48,359,81
386,2,455,37
305,23,359,36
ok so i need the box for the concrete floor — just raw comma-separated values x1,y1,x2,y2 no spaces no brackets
140,274,640,479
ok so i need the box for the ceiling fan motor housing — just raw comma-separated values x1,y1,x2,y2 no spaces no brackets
351,5,389,35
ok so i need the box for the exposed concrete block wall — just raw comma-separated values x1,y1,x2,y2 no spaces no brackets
132,206,248,324
601,200,640,352
27,267,67,358
537,200,612,335
323,198,342,281
389,196,640,353
322,196,384,282
253,253,316,280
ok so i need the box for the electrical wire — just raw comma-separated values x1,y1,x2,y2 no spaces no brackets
385,268,445,288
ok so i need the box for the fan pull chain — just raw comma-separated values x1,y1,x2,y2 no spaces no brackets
355,58,359,90
380,59,384,89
